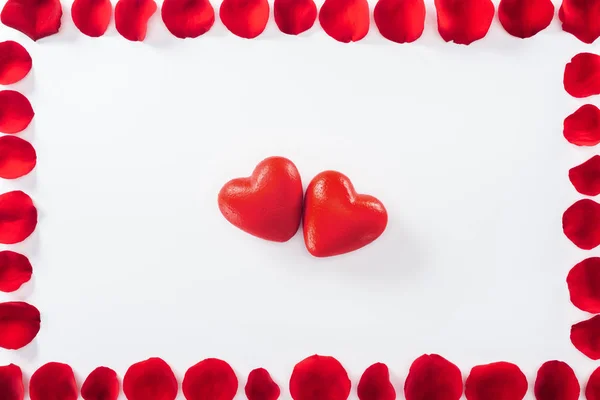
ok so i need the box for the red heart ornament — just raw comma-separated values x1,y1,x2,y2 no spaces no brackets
303,171,387,257
218,156,303,242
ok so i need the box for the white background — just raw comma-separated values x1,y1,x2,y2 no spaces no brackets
0,0,599,397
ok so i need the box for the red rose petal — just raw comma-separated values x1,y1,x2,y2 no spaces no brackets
586,367,600,400
534,361,579,400
465,362,527,400
246,368,280,400
183,358,238,400
0,364,23,400
571,315,600,359
564,104,600,146
274,0,316,35
357,363,395,400
289,355,351,400
30,363,77,400
81,367,120,400
0,190,37,244
564,53,600,98
563,199,600,250
0,91,33,134
559,0,600,44
0,41,31,85
0,301,39,350
434,0,495,45
123,358,178,400
568,257,600,313
319,0,369,42
404,354,462,400
570,156,600,196
72,0,112,37
115,0,157,41
161,0,214,38
219,0,269,38
373,0,425,43
0,136,36,179
1,0,62,41
0,250,31,292
498,0,554,38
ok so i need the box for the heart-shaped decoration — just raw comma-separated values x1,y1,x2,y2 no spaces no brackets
303,170,387,257
218,156,303,242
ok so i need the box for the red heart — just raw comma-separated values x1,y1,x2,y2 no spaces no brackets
218,157,303,243
303,171,387,257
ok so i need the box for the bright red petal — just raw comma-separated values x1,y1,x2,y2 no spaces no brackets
123,358,178,400
81,367,119,400
559,0,600,43
289,355,351,400
183,358,238,400
115,0,157,41
465,362,527,400
274,0,316,35
564,104,600,146
219,0,269,38
0,191,37,244
498,0,554,38
319,0,369,42
534,361,579,400
373,0,425,43
1,0,61,40
72,0,112,37
30,363,77,400
0,302,39,350
357,363,395,400
564,53,600,98
161,0,214,38
0,91,33,134
0,251,31,292
0,136,36,179
246,368,280,400
571,315,600,359
568,257,600,313
0,41,31,85
587,367,600,400
434,0,495,44
563,199,600,250
569,156,600,196
404,354,462,400
0,364,23,400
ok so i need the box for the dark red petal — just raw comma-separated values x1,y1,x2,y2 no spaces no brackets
81,367,119,400
357,363,395,400
289,355,351,400
161,0,214,38
183,358,238,400
0,91,33,134
559,0,600,44
72,0,112,37
568,257,600,313
274,0,316,35
498,0,554,38
434,0,495,45
0,364,23,400
30,363,77,400
465,362,527,400
0,136,36,179
373,0,425,43
319,0,369,42
564,104,600,146
219,0,269,38
571,315,600,359
587,367,600,400
123,358,178,400
534,361,579,400
570,156,600,196
0,301,39,350
245,368,280,400
0,190,37,244
563,199,600,250
115,0,156,41
564,53,600,98
0,251,31,292
0,41,31,85
404,354,462,400
1,0,61,40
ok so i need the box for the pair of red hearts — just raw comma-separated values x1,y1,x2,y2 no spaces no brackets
218,156,388,257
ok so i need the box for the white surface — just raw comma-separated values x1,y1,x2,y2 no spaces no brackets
0,0,598,398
